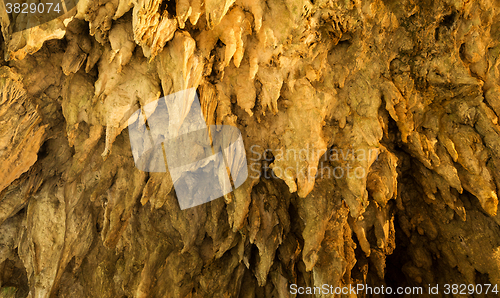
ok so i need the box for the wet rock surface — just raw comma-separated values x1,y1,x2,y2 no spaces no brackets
1,0,500,297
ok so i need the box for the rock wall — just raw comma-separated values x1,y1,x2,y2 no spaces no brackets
1,0,500,297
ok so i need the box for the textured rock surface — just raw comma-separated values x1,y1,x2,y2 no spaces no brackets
1,0,500,297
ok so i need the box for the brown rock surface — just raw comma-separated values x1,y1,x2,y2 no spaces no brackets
1,0,500,297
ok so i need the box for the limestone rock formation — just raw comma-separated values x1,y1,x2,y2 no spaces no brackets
1,0,500,297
